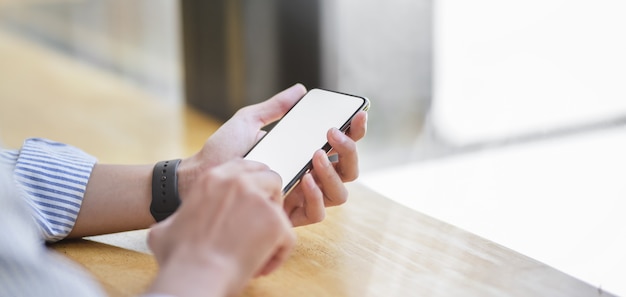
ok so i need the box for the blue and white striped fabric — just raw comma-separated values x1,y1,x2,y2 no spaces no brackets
0,138,97,242
0,146,105,297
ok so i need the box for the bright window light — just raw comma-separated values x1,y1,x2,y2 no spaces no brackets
431,0,626,145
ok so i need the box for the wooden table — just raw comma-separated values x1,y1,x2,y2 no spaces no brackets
51,182,602,297
0,28,605,297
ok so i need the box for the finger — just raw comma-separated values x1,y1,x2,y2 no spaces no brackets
255,130,267,143
327,128,359,182
283,189,304,218
346,111,367,141
250,83,307,127
285,173,325,227
312,149,348,207
220,160,283,198
256,241,292,277
299,173,326,225
250,169,283,202
256,209,296,276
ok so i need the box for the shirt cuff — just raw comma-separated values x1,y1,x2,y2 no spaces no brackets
11,138,97,242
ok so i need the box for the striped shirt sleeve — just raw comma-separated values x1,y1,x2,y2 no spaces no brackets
0,138,97,242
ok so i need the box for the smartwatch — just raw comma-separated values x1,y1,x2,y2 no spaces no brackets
150,159,182,222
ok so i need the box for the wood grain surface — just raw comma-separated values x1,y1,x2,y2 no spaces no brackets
51,183,604,297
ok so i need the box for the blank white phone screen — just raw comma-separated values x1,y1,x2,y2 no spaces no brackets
244,89,367,193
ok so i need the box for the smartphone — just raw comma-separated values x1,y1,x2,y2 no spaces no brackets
243,88,370,195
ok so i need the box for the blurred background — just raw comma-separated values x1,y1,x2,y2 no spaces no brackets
1,0,626,294
0,0,430,171
2,0,626,169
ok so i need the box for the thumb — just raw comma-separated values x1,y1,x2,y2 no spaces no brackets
255,130,267,143
252,83,307,127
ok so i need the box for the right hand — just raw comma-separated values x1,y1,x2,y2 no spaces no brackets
147,159,296,297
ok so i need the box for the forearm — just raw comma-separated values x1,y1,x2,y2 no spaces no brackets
68,164,155,238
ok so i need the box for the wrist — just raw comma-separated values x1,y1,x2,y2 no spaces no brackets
176,155,208,202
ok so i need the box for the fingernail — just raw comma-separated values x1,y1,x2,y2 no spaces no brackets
331,128,345,143
304,173,316,191
288,83,306,95
318,150,330,168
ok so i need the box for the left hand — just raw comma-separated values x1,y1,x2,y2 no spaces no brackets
282,112,367,226
178,83,368,227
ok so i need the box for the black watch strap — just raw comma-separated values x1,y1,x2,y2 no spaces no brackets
150,159,182,222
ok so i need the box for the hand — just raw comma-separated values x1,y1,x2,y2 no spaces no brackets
177,84,307,198
178,83,368,227
189,84,309,168
147,159,295,297
283,111,367,226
